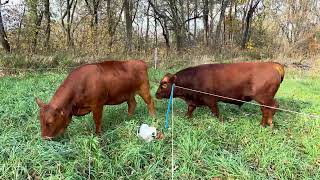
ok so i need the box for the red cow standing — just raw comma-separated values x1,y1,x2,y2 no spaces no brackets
156,62,285,127
36,60,155,139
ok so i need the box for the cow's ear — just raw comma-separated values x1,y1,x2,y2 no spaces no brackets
53,107,64,117
171,75,177,82
162,73,173,83
36,98,46,108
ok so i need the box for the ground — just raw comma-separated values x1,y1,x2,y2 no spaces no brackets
0,67,320,179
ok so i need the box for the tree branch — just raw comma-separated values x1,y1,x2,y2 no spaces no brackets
148,0,172,21
184,15,203,24
84,0,93,14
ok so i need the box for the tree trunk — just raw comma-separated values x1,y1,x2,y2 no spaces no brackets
240,0,260,49
154,0,158,46
107,0,113,49
194,0,197,38
31,13,43,53
145,3,150,52
44,0,50,50
233,0,237,42
203,0,209,45
29,0,44,53
168,0,185,53
159,18,170,51
0,4,10,52
107,0,124,50
229,0,233,41
85,0,100,27
215,0,229,49
241,0,250,33
66,0,72,47
93,0,99,25
61,0,77,48
17,5,26,51
187,0,190,41
124,0,133,53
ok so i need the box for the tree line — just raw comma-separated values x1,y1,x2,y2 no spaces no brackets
0,0,319,57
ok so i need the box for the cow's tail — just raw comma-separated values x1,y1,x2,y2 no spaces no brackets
274,63,285,83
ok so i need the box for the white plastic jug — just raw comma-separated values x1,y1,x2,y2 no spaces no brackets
137,124,157,142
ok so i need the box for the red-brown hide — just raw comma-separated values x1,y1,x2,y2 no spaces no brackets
156,62,285,127
36,60,155,139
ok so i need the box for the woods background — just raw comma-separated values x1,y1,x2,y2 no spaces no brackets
0,0,320,68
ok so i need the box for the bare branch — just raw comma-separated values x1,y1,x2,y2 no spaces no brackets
184,15,203,24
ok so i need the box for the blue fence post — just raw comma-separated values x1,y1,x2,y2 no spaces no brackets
165,84,175,129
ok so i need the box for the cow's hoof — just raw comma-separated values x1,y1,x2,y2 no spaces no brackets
260,122,267,127
269,123,274,129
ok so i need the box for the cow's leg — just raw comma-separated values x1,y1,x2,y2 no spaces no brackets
260,106,269,127
92,106,103,135
254,96,277,127
204,98,222,122
266,99,279,127
186,104,196,118
127,95,137,117
138,83,156,116
210,102,223,122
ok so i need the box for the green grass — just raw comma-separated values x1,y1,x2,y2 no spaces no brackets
0,68,320,179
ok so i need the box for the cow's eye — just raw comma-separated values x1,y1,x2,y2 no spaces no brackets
161,84,167,89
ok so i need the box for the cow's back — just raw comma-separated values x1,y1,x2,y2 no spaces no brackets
56,60,149,106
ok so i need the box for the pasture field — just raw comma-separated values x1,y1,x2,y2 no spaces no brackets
0,67,320,179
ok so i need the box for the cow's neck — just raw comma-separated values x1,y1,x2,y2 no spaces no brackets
49,85,73,117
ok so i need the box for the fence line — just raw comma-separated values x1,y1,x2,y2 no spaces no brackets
173,85,320,119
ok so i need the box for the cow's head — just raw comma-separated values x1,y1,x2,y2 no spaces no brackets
156,73,177,99
36,98,69,140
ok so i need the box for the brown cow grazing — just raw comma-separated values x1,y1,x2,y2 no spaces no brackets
36,60,155,139
156,62,285,127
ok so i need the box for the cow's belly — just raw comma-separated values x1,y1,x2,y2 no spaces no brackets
73,106,92,116
104,85,139,105
218,94,252,106
104,94,133,105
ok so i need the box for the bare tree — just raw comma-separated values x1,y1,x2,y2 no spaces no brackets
240,0,261,49
17,4,26,50
124,0,138,53
27,0,44,53
107,0,125,50
215,0,230,49
194,0,197,38
149,0,203,52
203,0,209,45
84,0,100,27
145,3,150,51
0,0,10,52
44,0,50,50
148,0,170,51
61,0,78,48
